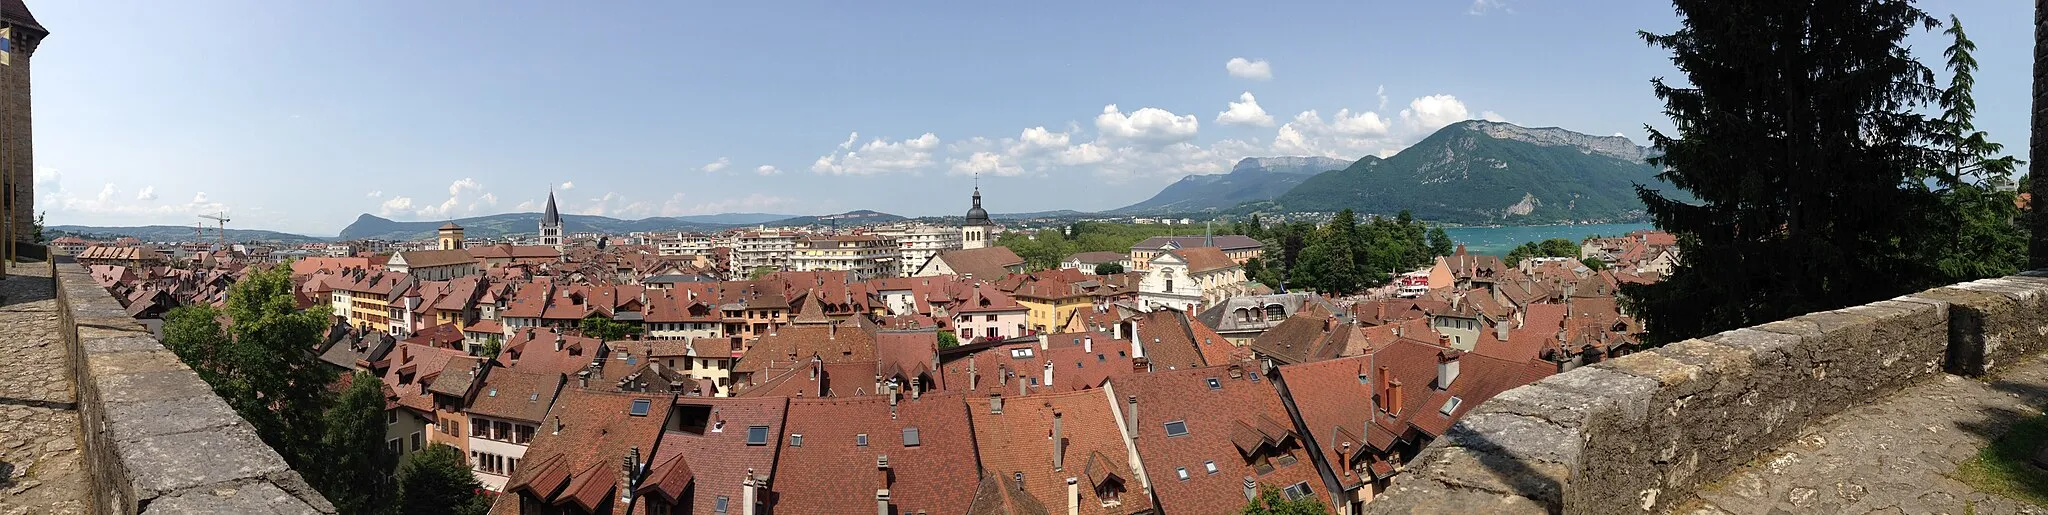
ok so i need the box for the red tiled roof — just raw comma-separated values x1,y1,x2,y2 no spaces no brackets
773,394,980,515
932,247,1025,280
967,389,1155,515
1110,365,1330,512
468,369,564,423
643,396,789,514
498,389,671,513
1168,247,1239,274
1275,355,1376,489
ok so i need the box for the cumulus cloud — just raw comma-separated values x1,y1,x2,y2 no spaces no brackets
811,133,941,175
1225,57,1272,80
192,192,210,204
1376,85,1389,111
701,157,730,173
1217,91,1275,127
838,132,859,150
1096,105,1199,146
1469,0,1512,15
1399,94,1472,133
135,186,158,201
95,184,116,203
379,196,415,216
948,152,1024,177
1011,127,1071,154
756,165,782,176
366,190,383,198
1273,108,1391,157
559,181,575,191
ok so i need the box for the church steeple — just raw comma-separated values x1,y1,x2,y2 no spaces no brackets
960,178,992,250
538,187,564,249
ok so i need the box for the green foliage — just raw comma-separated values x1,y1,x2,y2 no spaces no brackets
747,266,777,280
320,371,395,515
31,211,44,243
1427,226,1454,257
1625,1,2007,344
477,336,502,358
937,331,961,350
397,443,493,515
1914,15,2029,284
998,222,1245,272
1239,486,1329,515
1289,210,1437,295
579,314,641,341
1271,121,1671,224
1581,257,1610,271
1504,238,1581,265
1951,413,2048,508
1093,262,1125,275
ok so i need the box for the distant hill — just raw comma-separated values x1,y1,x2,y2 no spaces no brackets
994,210,1088,220
669,213,796,225
1264,120,1676,224
1113,156,1356,215
338,213,737,241
50,225,326,244
761,210,906,228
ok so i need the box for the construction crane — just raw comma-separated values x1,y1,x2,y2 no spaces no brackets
199,212,230,251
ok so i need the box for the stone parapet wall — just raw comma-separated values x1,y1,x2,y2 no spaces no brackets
1367,270,2048,515
54,262,334,514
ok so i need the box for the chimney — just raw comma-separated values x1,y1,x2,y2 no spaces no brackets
1124,395,1139,438
1067,477,1080,515
1496,320,1511,341
619,446,641,505
966,358,978,391
1038,333,1049,350
876,455,893,515
554,332,565,352
1082,336,1093,353
742,469,761,515
1052,410,1066,471
552,415,563,435
1375,365,1392,404
1388,379,1405,417
1438,349,1463,389
578,370,590,388
1134,335,1148,361
1042,361,1054,389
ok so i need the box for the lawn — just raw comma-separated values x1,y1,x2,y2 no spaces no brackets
1952,412,2048,508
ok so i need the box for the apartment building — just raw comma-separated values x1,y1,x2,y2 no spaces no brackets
733,231,799,272
787,235,900,280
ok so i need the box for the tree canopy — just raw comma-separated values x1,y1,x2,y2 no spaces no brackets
397,443,493,515
1239,487,1329,515
162,262,335,470
1504,238,1581,265
320,370,395,515
1285,210,1442,295
578,314,641,341
1626,3,2027,343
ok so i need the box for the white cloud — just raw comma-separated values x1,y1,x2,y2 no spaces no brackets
948,152,1024,177
1399,94,1473,133
1095,105,1199,146
1613,132,1626,137
366,190,383,198
701,157,730,173
1376,85,1389,111
1468,0,1512,15
1273,108,1392,157
756,165,782,176
838,132,859,150
1057,142,1112,166
811,133,942,175
559,181,575,191
1011,127,1071,154
1217,91,1276,127
1225,57,1272,80
1481,111,1508,123
448,177,482,196
515,200,538,211
379,196,415,216
192,192,210,204
96,184,116,203
135,186,158,201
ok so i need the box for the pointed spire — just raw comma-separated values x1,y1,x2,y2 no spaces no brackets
542,188,562,226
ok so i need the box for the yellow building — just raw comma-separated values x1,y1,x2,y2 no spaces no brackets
328,271,404,335
1010,281,1095,334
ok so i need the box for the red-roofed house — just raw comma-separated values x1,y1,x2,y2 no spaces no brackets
772,394,980,514
967,389,1154,514
1107,365,1331,513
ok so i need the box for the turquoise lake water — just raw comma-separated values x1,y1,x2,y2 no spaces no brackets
1443,223,1656,257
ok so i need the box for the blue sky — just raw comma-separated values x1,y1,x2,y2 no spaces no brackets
25,0,2036,236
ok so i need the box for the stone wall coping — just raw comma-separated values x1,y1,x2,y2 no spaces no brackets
1367,270,2048,514
56,262,335,514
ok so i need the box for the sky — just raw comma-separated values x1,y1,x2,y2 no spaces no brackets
23,0,2038,236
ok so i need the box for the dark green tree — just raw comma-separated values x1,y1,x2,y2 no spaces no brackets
747,266,777,280
1093,262,1124,275
937,331,961,350
1239,486,1328,515
396,443,491,515
1627,0,1948,343
320,370,395,515
1504,238,1579,265
1426,226,1454,257
1915,15,2028,283
1581,257,1611,271
1294,210,1364,295
31,211,44,243
578,314,641,341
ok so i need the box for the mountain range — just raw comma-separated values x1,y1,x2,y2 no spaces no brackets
49,225,331,244
1112,156,1353,215
1263,120,1672,224
336,210,904,241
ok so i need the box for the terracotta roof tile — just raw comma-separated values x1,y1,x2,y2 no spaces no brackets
967,389,1154,515
773,394,980,515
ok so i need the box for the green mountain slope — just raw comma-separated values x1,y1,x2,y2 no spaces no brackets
50,225,326,243
1114,156,1359,215
1267,120,1674,224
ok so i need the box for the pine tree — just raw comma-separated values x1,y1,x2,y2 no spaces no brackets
1627,0,1948,343
1916,15,2028,283
1426,226,1454,258
397,444,491,515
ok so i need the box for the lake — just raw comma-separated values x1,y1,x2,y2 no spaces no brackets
1443,223,1656,257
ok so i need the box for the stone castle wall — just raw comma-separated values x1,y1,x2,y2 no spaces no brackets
1366,271,2048,514
55,261,333,513
4,28,34,244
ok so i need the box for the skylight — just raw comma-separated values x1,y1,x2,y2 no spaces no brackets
1176,467,1189,480
1163,420,1189,437
1441,397,1463,416
1205,377,1221,390
629,399,650,417
903,427,921,447
745,425,769,445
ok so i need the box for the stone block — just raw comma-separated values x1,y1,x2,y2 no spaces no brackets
142,480,323,515
83,334,165,354
1363,477,1548,515
86,349,191,377
103,394,243,444
92,369,217,405
115,424,292,502
1916,275,2048,376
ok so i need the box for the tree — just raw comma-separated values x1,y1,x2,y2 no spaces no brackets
1504,238,1579,266
579,314,641,341
319,370,395,515
1426,226,1454,257
747,266,777,280
1093,262,1124,275
31,211,44,243
396,443,491,515
1628,1,1950,343
1294,210,1364,295
937,331,961,350
1915,15,2028,284
1581,257,1610,271
1239,486,1328,515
